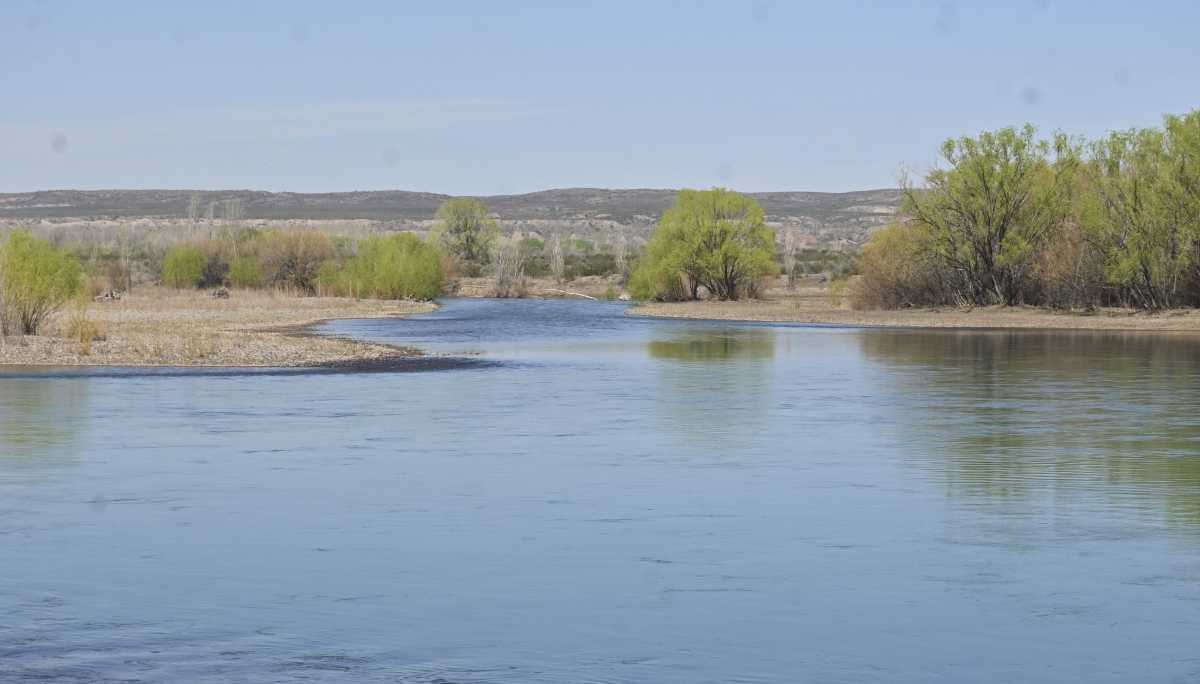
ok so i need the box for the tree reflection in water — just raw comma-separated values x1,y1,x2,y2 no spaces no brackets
857,330,1200,531
0,377,91,462
646,328,776,456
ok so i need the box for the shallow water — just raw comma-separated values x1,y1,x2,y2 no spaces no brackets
3,298,1200,683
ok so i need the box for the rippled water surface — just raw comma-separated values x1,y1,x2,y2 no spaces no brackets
3,298,1200,682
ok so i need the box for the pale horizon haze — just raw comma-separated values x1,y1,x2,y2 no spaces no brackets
2,0,1198,195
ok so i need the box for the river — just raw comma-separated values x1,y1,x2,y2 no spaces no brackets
3,298,1199,682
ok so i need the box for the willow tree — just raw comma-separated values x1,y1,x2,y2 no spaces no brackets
903,125,1077,306
1083,111,1200,309
0,231,83,335
432,198,498,266
630,188,777,301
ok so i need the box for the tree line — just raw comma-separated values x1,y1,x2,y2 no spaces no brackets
853,109,1200,311
157,197,629,299
0,197,639,336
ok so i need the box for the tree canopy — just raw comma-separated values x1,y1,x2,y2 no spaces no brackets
630,188,777,301
855,108,1200,311
901,124,1077,306
432,198,498,266
0,230,83,335
1083,111,1200,309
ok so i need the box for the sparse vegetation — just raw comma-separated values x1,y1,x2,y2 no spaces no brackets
255,231,336,293
0,287,434,367
491,239,529,298
64,292,104,355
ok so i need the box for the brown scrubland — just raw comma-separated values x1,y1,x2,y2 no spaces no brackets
0,288,433,368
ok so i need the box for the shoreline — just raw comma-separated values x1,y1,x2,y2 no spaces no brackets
0,288,440,370
9,286,1200,373
627,296,1200,333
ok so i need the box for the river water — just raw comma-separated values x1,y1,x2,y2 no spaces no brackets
3,298,1200,682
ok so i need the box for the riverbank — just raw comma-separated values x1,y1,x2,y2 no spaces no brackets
0,288,435,368
628,284,1200,332
453,275,622,300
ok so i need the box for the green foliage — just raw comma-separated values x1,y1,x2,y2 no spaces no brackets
902,124,1078,306
227,255,265,289
0,230,84,335
790,248,859,277
565,252,617,279
324,233,445,301
860,108,1200,311
331,235,356,258
566,239,594,254
629,188,778,301
432,198,498,265
162,244,207,289
628,252,689,301
1083,111,1200,308
519,237,545,252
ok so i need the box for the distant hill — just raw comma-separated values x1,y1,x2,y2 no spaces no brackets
0,187,902,247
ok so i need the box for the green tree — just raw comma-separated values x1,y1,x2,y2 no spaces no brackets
902,125,1077,306
1082,111,1200,309
432,198,498,265
161,244,207,288
227,255,265,289
630,188,777,301
0,231,83,335
327,233,445,301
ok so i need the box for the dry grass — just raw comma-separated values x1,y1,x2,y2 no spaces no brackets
629,281,1200,332
454,275,622,299
0,287,435,367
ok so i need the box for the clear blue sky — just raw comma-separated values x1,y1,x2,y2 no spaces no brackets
2,1,1198,194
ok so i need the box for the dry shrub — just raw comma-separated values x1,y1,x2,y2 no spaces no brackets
100,259,132,292
491,240,528,298
64,293,105,355
0,278,10,338
183,334,219,361
83,276,107,298
257,231,335,293
849,223,951,310
1034,220,1106,310
828,276,851,308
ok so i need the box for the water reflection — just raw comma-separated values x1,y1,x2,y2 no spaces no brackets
0,378,90,461
647,329,776,362
859,330,1200,529
6,302,1200,681
645,329,776,455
